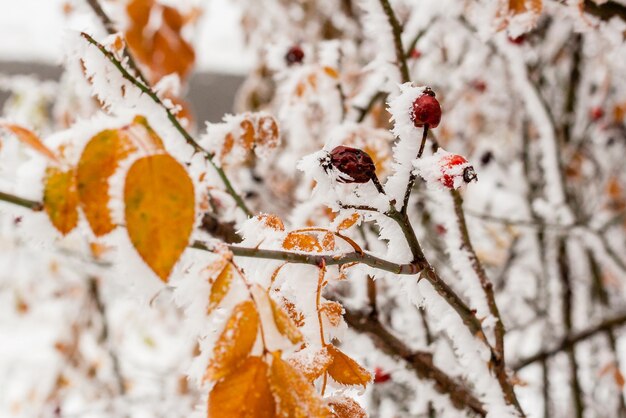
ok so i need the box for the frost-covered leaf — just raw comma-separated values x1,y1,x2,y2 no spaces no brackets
207,263,234,315
207,356,275,418
77,129,136,236
336,213,360,231
283,232,323,252
124,154,195,281
43,166,79,235
270,297,303,344
258,214,285,231
327,396,367,418
288,346,333,382
508,0,542,15
269,352,332,418
326,345,371,387
1,123,59,162
320,302,344,327
205,301,259,382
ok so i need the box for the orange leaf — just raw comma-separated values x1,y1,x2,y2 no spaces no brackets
615,368,625,389
327,397,367,418
123,116,165,152
508,0,542,14
336,213,360,231
1,123,59,162
207,264,234,315
124,154,195,281
255,115,280,151
77,129,137,236
43,167,79,235
269,352,332,418
207,356,275,418
320,302,344,327
270,297,303,344
240,119,256,151
283,232,323,252
326,345,372,388
322,67,339,79
280,296,305,327
258,214,285,231
321,232,335,251
288,347,333,382
205,301,259,382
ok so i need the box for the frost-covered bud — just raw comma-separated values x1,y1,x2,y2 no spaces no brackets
410,88,441,128
415,149,477,190
285,45,304,65
328,146,376,183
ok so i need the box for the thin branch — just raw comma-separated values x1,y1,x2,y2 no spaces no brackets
0,191,43,211
343,307,486,416
401,126,428,214
80,32,252,217
378,0,410,83
581,0,626,22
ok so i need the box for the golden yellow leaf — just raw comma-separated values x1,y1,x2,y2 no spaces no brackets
321,232,335,251
288,347,333,382
283,232,323,252
320,302,344,327
43,167,79,235
207,264,234,315
255,115,280,150
207,356,275,418
269,352,332,418
322,67,339,79
270,298,303,344
1,123,59,162
123,116,165,152
326,345,372,388
240,119,256,151
327,397,367,418
258,214,285,231
124,154,195,281
508,0,542,14
336,213,360,231
77,129,137,236
205,301,259,382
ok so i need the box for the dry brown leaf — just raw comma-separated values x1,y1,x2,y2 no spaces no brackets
320,302,344,327
270,298,303,344
326,345,372,388
283,232,323,252
207,264,234,315
77,129,137,236
43,167,79,235
205,301,259,382
269,352,332,418
327,396,367,418
207,356,275,418
1,123,59,162
124,154,195,281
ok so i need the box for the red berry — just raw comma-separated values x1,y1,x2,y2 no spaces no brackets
471,80,487,93
508,35,525,45
410,48,422,59
411,89,441,129
328,146,376,183
285,45,304,65
590,106,604,121
439,154,477,189
374,367,392,384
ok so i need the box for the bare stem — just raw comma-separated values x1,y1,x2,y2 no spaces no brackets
378,0,410,83
0,191,43,211
401,125,429,214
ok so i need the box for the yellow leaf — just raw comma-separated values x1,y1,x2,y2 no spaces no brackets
124,154,195,281
207,356,275,418
207,264,234,315
508,0,542,14
1,123,59,162
320,302,344,327
205,301,259,382
124,116,165,152
77,129,137,236
43,167,79,235
269,352,332,418
327,397,367,418
322,66,339,79
326,345,372,388
283,232,323,252
270,298,303,344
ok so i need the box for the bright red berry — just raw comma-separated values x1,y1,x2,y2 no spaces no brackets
439,154,477,189
374,367,392,384
411,89,441,129
590,106,604,121
285,45,304,65
410,48,422,59
328,146,377,183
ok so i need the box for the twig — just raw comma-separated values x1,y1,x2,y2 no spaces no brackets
401,125,429,214
343,307,486,416
0,191,43,211
80,32,252,217
378,0,410,83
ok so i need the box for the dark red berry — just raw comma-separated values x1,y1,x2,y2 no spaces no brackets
590,106,604,121
471,80,487,93
374,367,392,384
328,146,376,183
508,35,525,45
411,89,441,129
285,45,304,65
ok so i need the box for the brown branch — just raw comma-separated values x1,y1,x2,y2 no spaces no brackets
343,307,486,416
0,191,43,211
451,190,523,414
513,311,626,371
378,0,411,83
582,0,626,22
